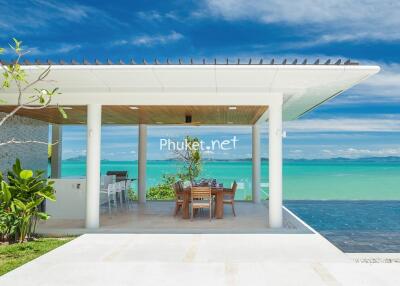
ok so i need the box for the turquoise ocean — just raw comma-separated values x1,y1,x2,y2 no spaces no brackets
60,159,400,200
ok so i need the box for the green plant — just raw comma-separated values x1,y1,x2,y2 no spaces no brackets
0,159,56,243
0,38,66,141
146,137,203,201
174,136,202,183
244,194,252,201
147,174,176,200
127,187,138,201
0,208,19,242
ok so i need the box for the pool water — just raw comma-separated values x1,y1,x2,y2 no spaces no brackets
285,200,400,253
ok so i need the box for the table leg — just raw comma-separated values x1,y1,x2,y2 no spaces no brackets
215,192,224,219
182,191,190,219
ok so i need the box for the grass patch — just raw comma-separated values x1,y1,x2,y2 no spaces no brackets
0,237,74,276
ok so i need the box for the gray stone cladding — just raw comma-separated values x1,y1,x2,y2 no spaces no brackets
0,112,48,175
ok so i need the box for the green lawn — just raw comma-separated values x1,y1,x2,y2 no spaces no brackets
0,237,74,276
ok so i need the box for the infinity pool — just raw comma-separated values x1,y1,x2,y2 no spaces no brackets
285,200,400,253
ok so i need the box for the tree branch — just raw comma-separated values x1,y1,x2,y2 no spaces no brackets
0,138,58,146
0,105,22,126
0,138,58,147
0,39,65,144
22,65,51,92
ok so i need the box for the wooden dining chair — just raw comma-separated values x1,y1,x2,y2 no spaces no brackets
173,181,185,216
191,186,212,221
223,181,238,216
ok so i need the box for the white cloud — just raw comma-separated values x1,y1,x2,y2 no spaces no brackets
62,148,86,159
342,62,400,103
284,117,400,133
0,0,126,34
59,117,400,144
321,147,400,158
102,143,135,149
148,125,251,137
27,44,81,56
33,0,91,23
136,10,180,22
287,149,304,159
137,10,163,22
114,31,184,47
203,0,400,43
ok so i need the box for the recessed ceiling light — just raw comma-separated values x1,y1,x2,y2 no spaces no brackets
62,106,73,110
129,106,139,110
228,106,237,110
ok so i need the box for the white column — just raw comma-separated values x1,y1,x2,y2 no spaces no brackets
268,96,283,228
138,124,147,204
51,124,62,178
252,124,261,203
85,104,102,229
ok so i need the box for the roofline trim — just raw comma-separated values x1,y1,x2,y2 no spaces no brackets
0,58,360,66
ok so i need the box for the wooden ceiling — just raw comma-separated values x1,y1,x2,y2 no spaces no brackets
0,105,268,125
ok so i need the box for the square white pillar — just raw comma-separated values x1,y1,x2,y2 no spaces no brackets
85,104,102,229
50,124,62,178
268,95,283,228
138,124,147,204
252,124,261,203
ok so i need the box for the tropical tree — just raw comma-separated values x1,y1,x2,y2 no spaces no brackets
174,136,202,183
146,136,203,200
0,38,66,145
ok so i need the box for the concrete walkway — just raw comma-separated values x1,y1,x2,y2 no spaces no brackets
1,233,399,286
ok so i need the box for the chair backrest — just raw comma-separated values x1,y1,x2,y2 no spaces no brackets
178,181,186,191
231,181,238,196
173,181,184,200
224,181,238,200
191,186,211,201
114,182,123,192
125,180,131,190
106,171,128,182
107,183,116,194
120,180,127,190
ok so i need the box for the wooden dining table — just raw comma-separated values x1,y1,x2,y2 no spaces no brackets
181,186,225,219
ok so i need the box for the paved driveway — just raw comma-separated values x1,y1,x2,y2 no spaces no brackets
1,234,399,286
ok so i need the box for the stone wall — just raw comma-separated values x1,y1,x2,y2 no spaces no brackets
0,112,49,175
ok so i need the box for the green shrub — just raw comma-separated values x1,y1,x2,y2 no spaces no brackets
127,187,138,201
0,159,56,243
146,136,203,200
146,174,176,200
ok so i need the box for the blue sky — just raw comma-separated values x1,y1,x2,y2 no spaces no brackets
2,0,400,160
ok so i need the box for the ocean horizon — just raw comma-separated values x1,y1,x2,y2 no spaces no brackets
59,157,400,200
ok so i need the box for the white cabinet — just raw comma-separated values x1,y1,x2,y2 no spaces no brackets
46,179,87,219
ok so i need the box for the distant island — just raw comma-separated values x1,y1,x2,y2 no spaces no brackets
63,156,400,163
65,155,87,162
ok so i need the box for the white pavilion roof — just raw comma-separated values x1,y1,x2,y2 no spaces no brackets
0,62,380,122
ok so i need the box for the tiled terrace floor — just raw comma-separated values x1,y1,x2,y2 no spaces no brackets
38,201,311,235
